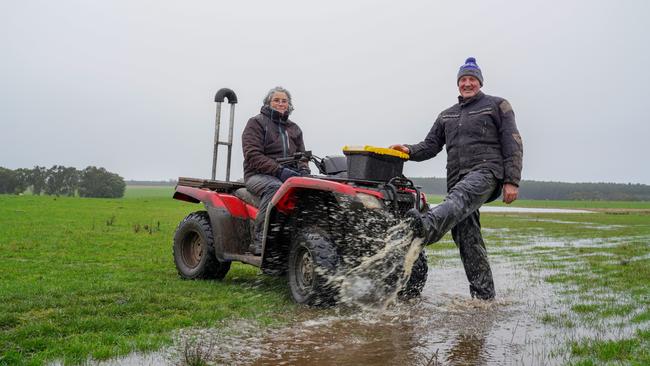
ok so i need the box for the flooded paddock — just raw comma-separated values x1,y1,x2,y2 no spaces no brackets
97,255,570,366
95,214,649,366
192,256,566,366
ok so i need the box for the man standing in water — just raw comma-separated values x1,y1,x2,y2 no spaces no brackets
390,57,523,300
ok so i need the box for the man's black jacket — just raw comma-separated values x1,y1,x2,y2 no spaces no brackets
406,91,523,190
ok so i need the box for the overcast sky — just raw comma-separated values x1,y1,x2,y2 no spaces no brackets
2,0,649,184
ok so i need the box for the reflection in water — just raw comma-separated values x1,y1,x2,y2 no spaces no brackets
249,312,428,366
447,333,489,365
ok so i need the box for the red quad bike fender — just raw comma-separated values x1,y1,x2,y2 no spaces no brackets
173,186,257,219
173,185,258,262
270,176,383,214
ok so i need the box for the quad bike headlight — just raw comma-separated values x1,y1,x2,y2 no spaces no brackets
355,192,383,209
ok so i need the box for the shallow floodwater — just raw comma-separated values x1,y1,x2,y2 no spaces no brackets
211,258,564,366
97,253,571,366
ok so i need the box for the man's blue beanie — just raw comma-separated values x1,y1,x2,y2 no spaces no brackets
457,57,484,86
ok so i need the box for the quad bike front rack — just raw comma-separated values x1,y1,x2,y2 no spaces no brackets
212,88,238,181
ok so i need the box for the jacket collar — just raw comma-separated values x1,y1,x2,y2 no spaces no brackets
261,105,289,123
458,90,485,107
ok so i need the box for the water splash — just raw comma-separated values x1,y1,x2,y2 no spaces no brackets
330,220,425,310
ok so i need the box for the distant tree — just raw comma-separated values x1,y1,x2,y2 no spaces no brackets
13,168,31,194
0,167,19,194
45,165,65,196
43,165,78,196
409,177,650,201
60,166,79,196
78,166,125,198
30,166,47,195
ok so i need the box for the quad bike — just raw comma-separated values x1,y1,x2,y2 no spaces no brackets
172,88,429,306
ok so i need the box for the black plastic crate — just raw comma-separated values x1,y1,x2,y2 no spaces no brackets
343,150,405,181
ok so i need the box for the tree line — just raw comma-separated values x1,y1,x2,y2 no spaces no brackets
410,177,650,201
0,166,126,198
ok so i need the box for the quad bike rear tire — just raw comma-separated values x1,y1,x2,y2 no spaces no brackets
288,227,339,306
398,251,428,300
173,211,231,279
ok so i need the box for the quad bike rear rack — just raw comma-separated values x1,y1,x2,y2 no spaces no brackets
177,177,244,193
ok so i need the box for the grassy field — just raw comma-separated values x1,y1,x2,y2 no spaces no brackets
0,187,296,365
1,187,649,365
122,186,175,199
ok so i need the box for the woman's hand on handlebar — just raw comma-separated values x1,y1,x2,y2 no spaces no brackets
277,167,300,182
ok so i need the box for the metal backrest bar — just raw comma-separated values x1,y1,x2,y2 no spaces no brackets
212,88,238,181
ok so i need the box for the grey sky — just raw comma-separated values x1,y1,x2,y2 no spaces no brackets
2,0,649,184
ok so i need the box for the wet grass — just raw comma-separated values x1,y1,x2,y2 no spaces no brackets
1,189,649,364
401,198,649,364
476,209,650,365
569,332,650,365
0,189,297,365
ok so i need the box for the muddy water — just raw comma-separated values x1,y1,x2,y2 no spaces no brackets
215,257,565,366
333,222,424,309
99,253,569,366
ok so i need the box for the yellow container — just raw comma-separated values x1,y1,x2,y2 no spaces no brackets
342,145,409,181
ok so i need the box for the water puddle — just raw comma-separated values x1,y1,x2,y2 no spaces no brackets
98,255,572,366
516,217,624,231
494,234,650,254
95,223,648,366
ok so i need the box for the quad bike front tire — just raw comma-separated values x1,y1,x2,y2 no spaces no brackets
173,211,231,280
288,227,339,306
398,250,428,300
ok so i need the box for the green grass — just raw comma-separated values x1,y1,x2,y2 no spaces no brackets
0,189,297,365
569,334,650,365
122,185,174,199
1,188,649,364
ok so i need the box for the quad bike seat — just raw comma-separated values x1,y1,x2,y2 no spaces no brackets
234,187,261,208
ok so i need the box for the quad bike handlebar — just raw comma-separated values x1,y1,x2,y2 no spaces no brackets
276,151,313,164
276,151,330,175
